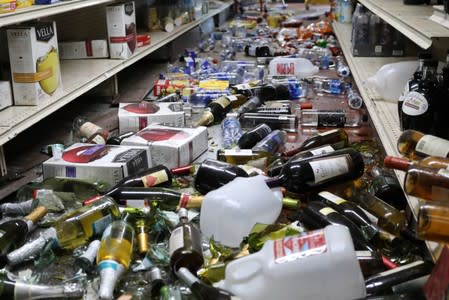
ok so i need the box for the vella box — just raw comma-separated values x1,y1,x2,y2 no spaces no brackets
42,143,150,187
6,21,63,105
106,1,137,59
121,124,208,169
118,101,185,134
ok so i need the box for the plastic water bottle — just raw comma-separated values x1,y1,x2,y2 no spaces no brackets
200,175,283,248
221,113,243,149
214,225,366,300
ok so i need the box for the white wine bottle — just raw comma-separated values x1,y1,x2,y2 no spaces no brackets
7,196,120,266
97,217,134,299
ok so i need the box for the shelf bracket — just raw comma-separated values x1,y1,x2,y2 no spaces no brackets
0,146,6,177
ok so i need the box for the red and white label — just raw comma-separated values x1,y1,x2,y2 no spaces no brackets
274,230,327,264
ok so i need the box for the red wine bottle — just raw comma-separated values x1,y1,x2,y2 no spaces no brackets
267,148,364,194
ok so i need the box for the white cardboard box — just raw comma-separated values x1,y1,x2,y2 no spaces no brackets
6,21,63,105
59,40,109,59
118,102,185,134
121,124,208,169
43,143,151,187
106,1,137,59
0,81,13,111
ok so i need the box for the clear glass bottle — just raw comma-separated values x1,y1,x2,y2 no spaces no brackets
7,196,120,266
73,116,110,144
251,130,287,154
240,113,297,132
404,165,449,201
97,217,135,299
169,208,204,274
397,129,449,160
221,113,244,149
300,109,369,128
346,88,363,109
417,199,449,243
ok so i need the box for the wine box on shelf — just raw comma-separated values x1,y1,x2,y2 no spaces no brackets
59,40,109,59
0,81,13,111
120,124,208,169
42,143,150,186
6,21,63,105
118,102,186,134
106,1,137,59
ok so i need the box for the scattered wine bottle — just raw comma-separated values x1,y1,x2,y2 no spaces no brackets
369,166,408,211
313,191,380,240
0,206,47,267
169,208,204,274
298,201,375,251
403,164,449,201
73,116,110,144
75,239,101,274
267,148,365,194
106,131,136,145
397,129,449,160
221,113,244,149
282,128,349,157
239,113,297,132
194,159,249,195
417,199,449,243
0,272,84,299
385,155,449,172
237,123,272,149
193,96,233,127
300,109,369,128
365,260,433,296
108,187,204,211
7,196,120,266
251,129,287,154
176,267,239,300
97,217,135,299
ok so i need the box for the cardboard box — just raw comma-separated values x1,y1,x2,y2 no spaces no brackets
118,101,185,134
6,21,63,105
121,124,208,169
106,1,137,59
59,40,109,59
43,143,150,187
0,81,13,110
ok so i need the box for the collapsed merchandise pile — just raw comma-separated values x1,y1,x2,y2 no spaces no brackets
0,2,447,300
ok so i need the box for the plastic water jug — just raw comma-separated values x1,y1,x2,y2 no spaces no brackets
215,225,367,300
364,60,419,102
268,57,319,78
200,175,283,248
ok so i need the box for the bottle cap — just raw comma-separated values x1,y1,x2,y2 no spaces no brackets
384,156,411,171
137,231,149,255
299,102,313,109
150,267,163,281
178,208,188,219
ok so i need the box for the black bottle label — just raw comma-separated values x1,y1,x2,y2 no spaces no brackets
317,112,346,127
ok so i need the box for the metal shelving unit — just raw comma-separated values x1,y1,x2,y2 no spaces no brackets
333,21,444,261
359,0,449,49
0,1,232,147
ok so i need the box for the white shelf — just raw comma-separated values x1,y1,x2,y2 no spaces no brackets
333,21,444,261
359,0,449,49
0,1,231,146
0,0,116,28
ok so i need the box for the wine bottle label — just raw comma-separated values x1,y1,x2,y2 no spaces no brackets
92,215,113,236
416,135,449,157
317,111,346,127
226,95,238,102
141,169,169,187
308,156,350,184
318,191,346,205
214,97,231,109
273,229,327,264
91,134,106,145
124,199,149,208
402,91,428,116
224,149,254,156
319,207,337,216
318,129,339,136
168,227,184,256
233,83,252,91
248,46,257,56
310,145,335,156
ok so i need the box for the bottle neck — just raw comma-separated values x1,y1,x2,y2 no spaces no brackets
176,267,200,286
13,281,84,299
